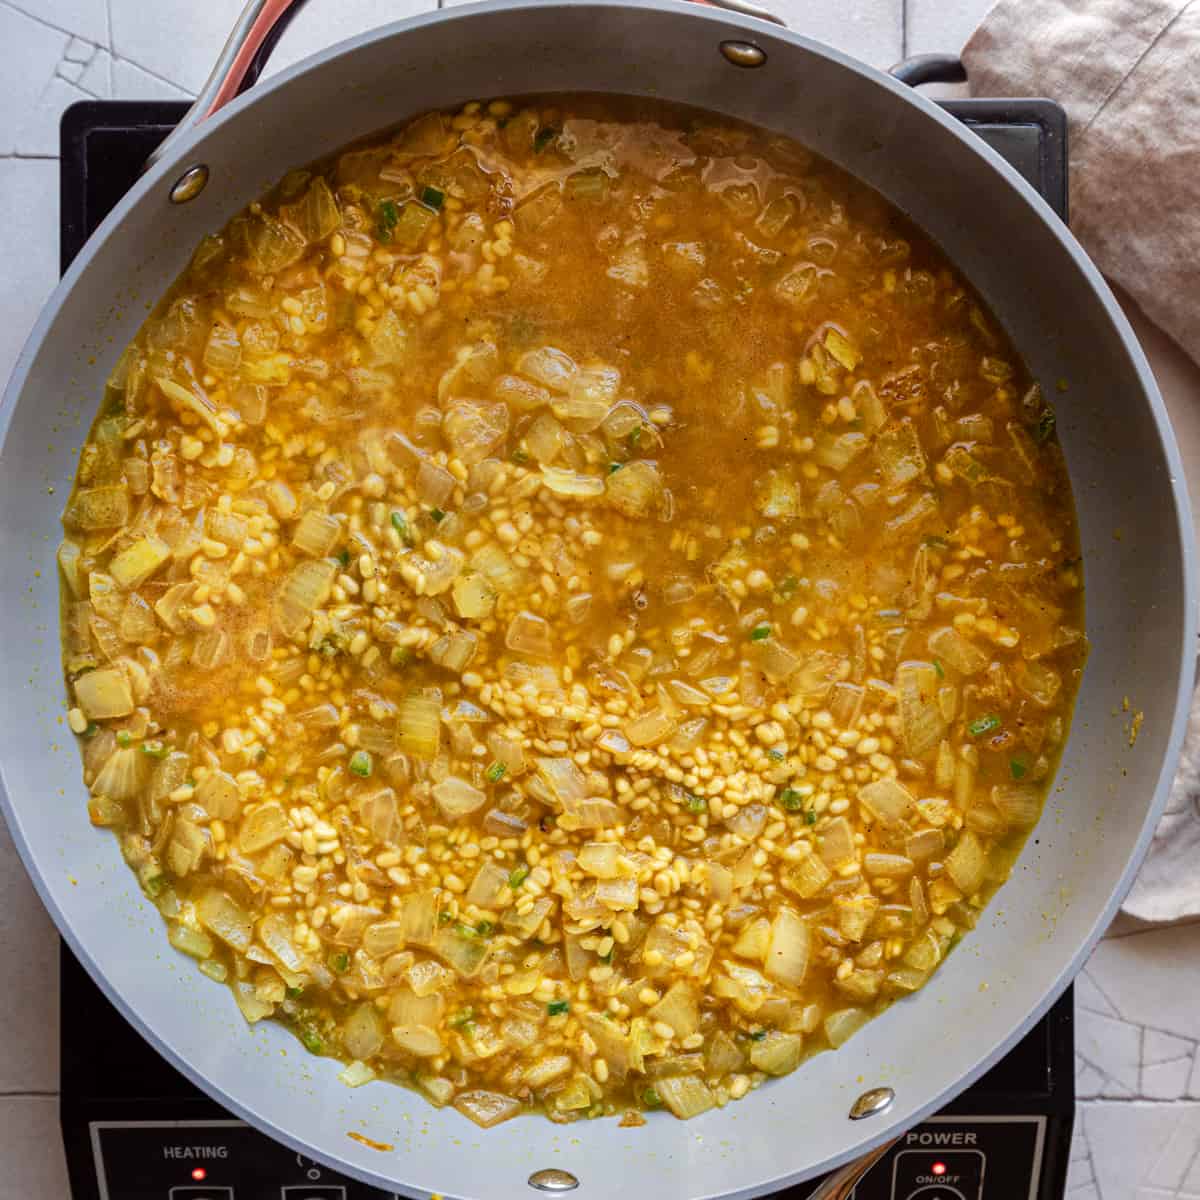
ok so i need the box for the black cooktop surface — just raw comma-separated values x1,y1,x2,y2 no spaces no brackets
58,97,1074,1200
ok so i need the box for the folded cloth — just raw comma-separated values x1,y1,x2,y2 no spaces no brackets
964,0,1200,921
963,0,1200,366
1122,681,1200,921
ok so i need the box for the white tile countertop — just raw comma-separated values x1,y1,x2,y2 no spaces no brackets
2,1,1200,1197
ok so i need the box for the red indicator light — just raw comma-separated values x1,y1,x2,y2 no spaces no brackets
932,1162,947,1176
191,1167,207,1182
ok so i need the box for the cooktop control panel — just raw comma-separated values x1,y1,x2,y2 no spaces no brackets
90,1122,395,1200
90,1115,1043,1200
835,1117,1046,1200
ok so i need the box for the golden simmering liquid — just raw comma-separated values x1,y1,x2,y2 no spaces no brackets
58,96,1085,1127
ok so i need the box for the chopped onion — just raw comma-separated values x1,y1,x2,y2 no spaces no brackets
875,417,927,487
453,1089,522,1128
196,890,253,952
433,926,490,977
1014,659,1062,708
429,630,478,673
649,981,700,1037
91,746,147,803
992,782,1041,828
755,638,800,683
417,459,456,507
535,757,586,806
503,895,554,940
559,363,619,431
726,802,768,841
625,707,677,747
541,466,605,497
928,626,988,675
274,559,336,639
824,1007,869,1049
432,775,487,819
864,852,915,877
64,485,131,532
292,510,341,557
596,876,638,909
338,1060,377,1089
451,572,496,621
765,908,810,986
109,536,170,590
813,431,868,471
784,853,831,899
578,842,621,879
605,460,663,518
506,611,553,658
486,732,525,777
168,922,214,960
75,667,134,719
195,771,242,820
858,778,916,828
945,830,987,895
397,892,439,948
398,694,440,759
655,1075,715,1120
755,469,802,519
897,660,947,756
239,801,290,852
749,1031,804,1076
443,399,509,464
466,860,510,909
817,817,856,867
393,1024,444,1057
470,542,522,594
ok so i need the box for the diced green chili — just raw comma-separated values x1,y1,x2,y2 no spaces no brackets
967,715,1001,736
750,623,771,641
547,999,570,1016
486,761,507,783
421,185,445,211
348,749,373,778
376,199,399,241
778,788,804,811
508,864,530,889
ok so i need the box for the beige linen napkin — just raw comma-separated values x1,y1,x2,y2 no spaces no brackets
963,0,1200,365
964,0,1200,920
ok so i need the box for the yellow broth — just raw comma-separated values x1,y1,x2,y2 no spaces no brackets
58,95,1085,1126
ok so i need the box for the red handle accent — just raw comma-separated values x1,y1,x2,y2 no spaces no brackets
207,0,299,117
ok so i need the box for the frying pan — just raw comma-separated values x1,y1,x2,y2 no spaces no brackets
0,2,1193,1197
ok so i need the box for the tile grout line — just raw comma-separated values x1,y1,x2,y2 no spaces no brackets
0,0,94,44
900,0,908,59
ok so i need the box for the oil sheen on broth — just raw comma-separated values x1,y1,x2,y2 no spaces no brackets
58,96,1085,1127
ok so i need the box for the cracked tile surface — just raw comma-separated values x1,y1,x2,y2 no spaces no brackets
4,2,1200,1197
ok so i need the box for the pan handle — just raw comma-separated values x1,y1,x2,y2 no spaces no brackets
144,0,308,172
145,0,786,172
806,1138,898,1200
889,53,967,87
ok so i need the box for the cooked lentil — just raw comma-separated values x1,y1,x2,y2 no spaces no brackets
58,95,1086,1127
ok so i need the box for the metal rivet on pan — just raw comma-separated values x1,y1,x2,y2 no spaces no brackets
849,1086,895,1120
528,1168,580,1192
169,164,210,204
720,40,766,68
